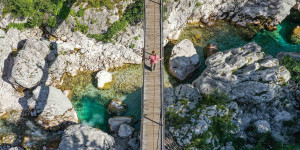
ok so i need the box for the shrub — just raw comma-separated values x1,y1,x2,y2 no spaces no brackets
130,43,135,49
88,0,143,42
6,23,27,30
282,55,300,83
73,19,89,34
3,0,74,29
76,6,85,17
47,16,57,28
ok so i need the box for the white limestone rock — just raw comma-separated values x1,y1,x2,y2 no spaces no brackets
193,42,291,103
169,39,200,81
59,124,115,150
10,38,50,88
31,86,78,130
96,70,113,89
254,120,271,133
118,124,134,138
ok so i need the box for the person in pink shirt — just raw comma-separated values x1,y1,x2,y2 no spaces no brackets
148,51,163,72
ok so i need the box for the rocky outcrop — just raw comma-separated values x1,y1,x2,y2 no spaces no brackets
165,42,298,148
29,86,78,130
277,52,300,61
164,84,233,146
9,38,50,88
169,39,200,81
291,26,300,44
163,0,297,40
193,42,290,103
59,124,115,150
96,70,113,89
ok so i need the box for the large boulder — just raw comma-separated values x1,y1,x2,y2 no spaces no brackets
59,124,115,150
193,42,290,103
108,117,132,132
10,38,50,88
96,70,113,89
291,26,300,45
30,86,78,130
169,39,200,81
118,124,134,138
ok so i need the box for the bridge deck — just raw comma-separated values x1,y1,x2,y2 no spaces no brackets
141,0,164,149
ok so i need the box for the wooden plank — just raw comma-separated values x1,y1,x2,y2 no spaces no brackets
142,0,163,149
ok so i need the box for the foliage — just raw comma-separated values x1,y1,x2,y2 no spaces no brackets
47,16,57,28
130,43,135,49
76,6,85,17
6,23,27,30
73,20,89,34
77,0,121,9
252,132,300,150
3,0,75,29
282,55,300,83
88,0,143,42
187,114,237,149
134,36,139,40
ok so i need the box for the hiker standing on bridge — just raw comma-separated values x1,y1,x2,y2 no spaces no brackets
148,50,163,72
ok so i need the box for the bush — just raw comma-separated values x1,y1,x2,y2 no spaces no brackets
73,21,89,34
78,0,121,9
76,6,85,17
282,55,300,83
88,0,143,42
3,0,74,29
47,16,57,28
6,23,27,30
130,43,135,49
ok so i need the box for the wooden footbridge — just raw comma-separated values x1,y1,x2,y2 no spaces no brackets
140,0,165,149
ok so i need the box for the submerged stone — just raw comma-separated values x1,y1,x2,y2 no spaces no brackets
108,99,127,115
291,26,300,45
203,43,218,59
